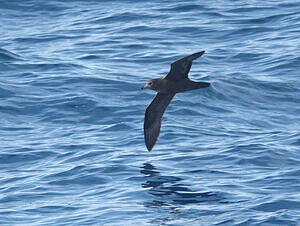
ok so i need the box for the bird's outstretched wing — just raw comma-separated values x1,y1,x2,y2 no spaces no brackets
144,92,175,151
165,51,205,81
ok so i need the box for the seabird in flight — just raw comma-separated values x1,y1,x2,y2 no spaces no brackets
141,51,210,151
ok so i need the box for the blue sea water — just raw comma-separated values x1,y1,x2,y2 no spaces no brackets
1,0,300,225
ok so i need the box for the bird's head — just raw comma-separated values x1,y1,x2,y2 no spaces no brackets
141,79,161,92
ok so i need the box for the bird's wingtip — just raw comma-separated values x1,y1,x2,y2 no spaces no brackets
199,50,205,55
186,51,206,62
146,144,153,151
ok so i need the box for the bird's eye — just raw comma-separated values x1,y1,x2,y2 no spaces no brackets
149,82,152,85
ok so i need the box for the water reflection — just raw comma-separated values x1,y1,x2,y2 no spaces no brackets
140,162,221,207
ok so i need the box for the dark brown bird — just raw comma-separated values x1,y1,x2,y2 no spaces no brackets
141,51,210,151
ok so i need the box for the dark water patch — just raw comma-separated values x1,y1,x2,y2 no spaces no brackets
278,2,300,7
59,148,114,164
0,48,23,62
74,39,122,47
9,62,86,72
253,200,300,212
0,126,33,131
0,151,56,165
290,137,300,146
229,26,276,37
0,175,32,185
4,1,69,12
14,34,84,44
44,165,86,179
48,175,108,186
226,6,276,14
0,102,45,117
263,56,300,74
45,96,97,114
156,4,205,12
226,12,298,25
121,25,158,33
172,107,204,116
0,86,14,98
230,52,265,62
254,79,298,93
168,26,203,34
119,43,149,51
53,144,95,152
24,205,78,214
94,12,157,24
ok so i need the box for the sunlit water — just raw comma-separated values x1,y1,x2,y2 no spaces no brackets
1,0,300,225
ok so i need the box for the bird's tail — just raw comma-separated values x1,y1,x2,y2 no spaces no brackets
194,81,210,89
177,80,210,93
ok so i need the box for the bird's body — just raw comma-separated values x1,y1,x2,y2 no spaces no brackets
146,78,209,94
142,51,210,151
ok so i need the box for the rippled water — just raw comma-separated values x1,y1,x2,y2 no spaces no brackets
1,0,300,225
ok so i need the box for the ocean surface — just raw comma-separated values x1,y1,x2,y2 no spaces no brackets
1,0,300,225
